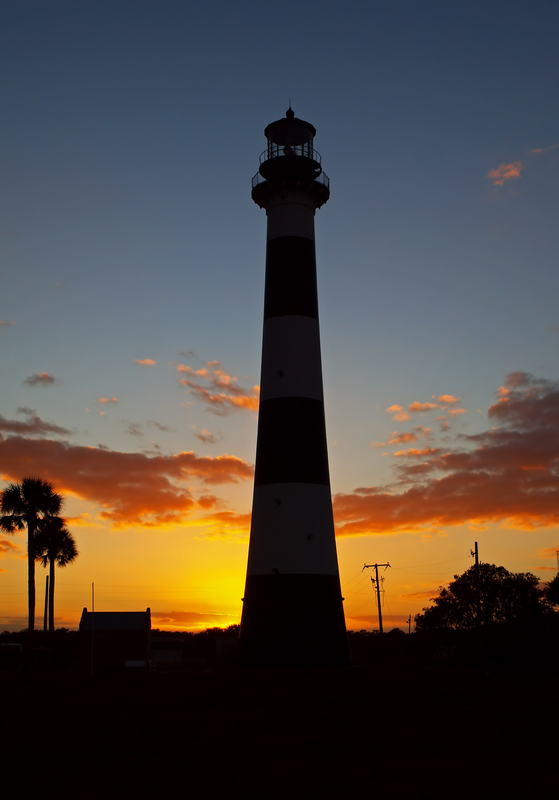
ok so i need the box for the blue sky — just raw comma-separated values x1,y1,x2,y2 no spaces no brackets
1,1,558,630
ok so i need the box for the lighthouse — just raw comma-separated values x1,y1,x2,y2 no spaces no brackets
239,109,349,666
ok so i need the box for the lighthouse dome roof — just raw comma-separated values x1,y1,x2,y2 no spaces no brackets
264,110,316,146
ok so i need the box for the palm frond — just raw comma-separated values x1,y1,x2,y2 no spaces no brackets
0,514,25,533
35,516,78,567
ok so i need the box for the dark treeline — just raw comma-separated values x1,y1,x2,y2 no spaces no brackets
3,620,559,675
2,562,558,673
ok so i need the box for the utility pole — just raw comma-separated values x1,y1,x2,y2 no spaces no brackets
363,563,390,637
470,542,481,628
43,575,49,633
407,614,412,634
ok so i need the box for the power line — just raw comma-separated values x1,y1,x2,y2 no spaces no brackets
392,556,470,570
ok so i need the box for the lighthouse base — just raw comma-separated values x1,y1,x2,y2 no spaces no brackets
239,574,350,667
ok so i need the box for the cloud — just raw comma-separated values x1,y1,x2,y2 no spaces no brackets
333,373,559,536
98,397,118,404
386,404,409,422
530,143,559,155
134,358,156,366
537,546,559,559
399,589,441,600
193,425,217,444
388,432,420,445
388,397,462,420
447,408,466,417
0,538,23,557
393,447,441,457
0,320,15,327
200,510,251,536
0,408,71,436
385,426,433,446
487,161,524,185
178,360,259,415
23,372,58,387
126,422,143,437
0,437,253,526
488,372,559,428
147,420,174,433
408,401,441,413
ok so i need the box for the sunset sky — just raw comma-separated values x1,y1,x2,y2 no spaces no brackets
1,1,559,632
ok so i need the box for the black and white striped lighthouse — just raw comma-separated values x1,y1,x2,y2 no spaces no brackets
239,109,349,666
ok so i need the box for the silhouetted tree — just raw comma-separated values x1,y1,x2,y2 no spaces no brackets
415,563,553,632
0,478,64,633
35,517,78,632
545,572,559,607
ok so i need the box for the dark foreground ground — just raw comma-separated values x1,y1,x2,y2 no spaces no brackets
3,643,559,800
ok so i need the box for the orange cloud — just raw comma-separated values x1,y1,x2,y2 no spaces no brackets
0,538,22,557
333,373,559,536
487,161,524,185
178,360,259,415
537,546,559,559
0,320,15,327
388,432,420,445
98,397,118,404
393,447,440,457
134,358,156,366
408,402,440,413
0,437,253,526
386,404,410,422
201,510,251,536
437,395,459,404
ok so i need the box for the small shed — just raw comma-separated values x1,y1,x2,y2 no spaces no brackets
79,608,151,673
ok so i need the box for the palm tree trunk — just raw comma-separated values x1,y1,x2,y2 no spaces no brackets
49,555,55,633
28,521,36,635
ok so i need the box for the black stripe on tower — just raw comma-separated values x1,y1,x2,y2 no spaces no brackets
264,236,318,320
240,574,349,667
254,397,329,486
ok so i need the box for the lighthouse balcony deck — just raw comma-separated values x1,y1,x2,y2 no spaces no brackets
251,169,330,191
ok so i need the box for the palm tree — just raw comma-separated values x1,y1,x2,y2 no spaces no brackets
0,477,64,634
35,517,78,632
